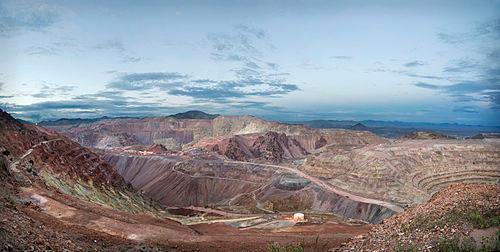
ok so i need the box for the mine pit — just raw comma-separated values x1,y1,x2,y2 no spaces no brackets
3,108,497,251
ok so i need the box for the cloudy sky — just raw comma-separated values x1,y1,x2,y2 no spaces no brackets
0,0,499,125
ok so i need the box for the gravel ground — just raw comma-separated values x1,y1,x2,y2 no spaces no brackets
334,183,500,252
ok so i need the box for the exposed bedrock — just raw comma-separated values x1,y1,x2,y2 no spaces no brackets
105,154,395,223
219,132,309,162
252,132,309,161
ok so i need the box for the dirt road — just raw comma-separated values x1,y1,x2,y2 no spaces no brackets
8,139,62,172
225,160,404,212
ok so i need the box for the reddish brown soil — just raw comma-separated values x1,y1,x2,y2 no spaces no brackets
2,186,370,251
186,221,370,251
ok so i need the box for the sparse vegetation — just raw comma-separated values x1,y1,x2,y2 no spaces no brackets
436,234,500,252
1,190,17,209
0,181,17,209
443,209,500,229
267,243,304,252
402,208,500,233
437,238,476,252
41,171,165,216
394,242,418,252
465,210,500,229
434,220,500,252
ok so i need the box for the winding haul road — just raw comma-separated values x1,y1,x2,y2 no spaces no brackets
8,139,62,173
225,160,404,213
9,139,403,213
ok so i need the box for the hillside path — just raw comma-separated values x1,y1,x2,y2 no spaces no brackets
9,139,63,172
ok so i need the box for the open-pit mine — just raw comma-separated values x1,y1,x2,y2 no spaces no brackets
1,110,499,251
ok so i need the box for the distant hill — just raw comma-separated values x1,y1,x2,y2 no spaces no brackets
38,111,220,126
39,117,113,126
168,110,219,120
15,118,32,124
350,123,370,131
466,133,500,139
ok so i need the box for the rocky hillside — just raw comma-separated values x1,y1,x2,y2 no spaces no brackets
0,109,125,188
252,132,308,161
0,108,171,216
0,153,169,251
337,183,499,251
195,131,308,162
192,127,386,162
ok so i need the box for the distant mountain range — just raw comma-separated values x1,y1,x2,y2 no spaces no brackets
19,111,500,139
290,120,500,138
168,110,219,120
37,111,219,126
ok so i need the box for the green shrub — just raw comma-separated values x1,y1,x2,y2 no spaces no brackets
437,235,500,252
443,209,500,229
465,210,500,229
478,230,500,252
467,211,486,228
437,238,475,252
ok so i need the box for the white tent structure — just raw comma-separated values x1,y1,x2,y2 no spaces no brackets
293,213,305,222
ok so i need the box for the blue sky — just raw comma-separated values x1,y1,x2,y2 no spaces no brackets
0,0,499,125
